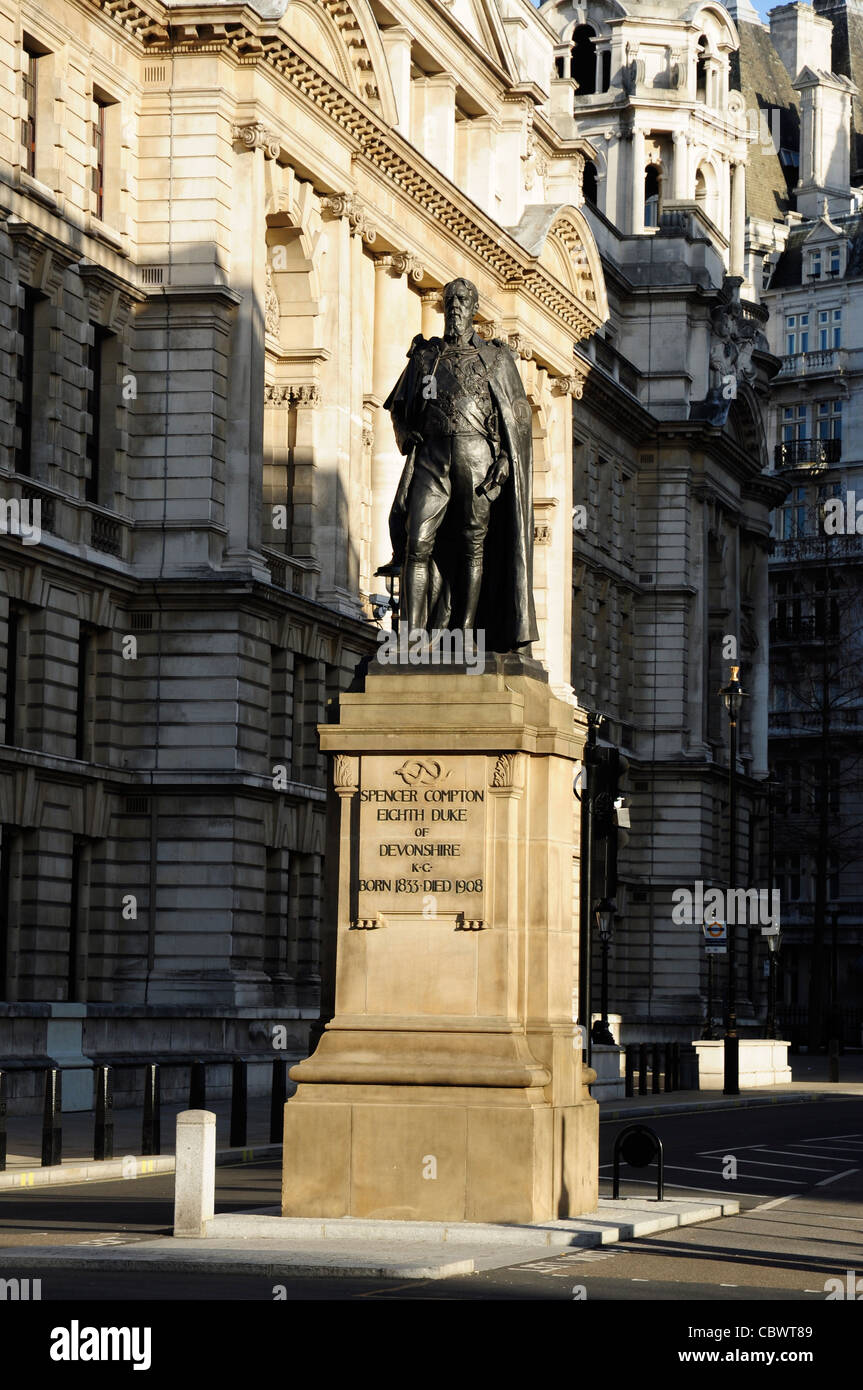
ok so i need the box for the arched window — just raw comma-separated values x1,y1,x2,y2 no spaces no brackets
571,25,596,95
583,160,598,206
694,162,718,222
696,36,708,103
644,165,661,227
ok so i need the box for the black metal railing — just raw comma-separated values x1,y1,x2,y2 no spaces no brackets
623,1042,681,1097
0,1056,290,1172
774,438,841,469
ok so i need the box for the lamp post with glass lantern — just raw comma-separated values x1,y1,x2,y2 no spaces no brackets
719,664,746,1096
591,898,616,1046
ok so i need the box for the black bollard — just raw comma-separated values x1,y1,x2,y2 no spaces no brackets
829,1038,840,1084
0,1071,6,1172
624,1045,635,1098
142,1064,161,1156
93,1065,114,1161
652,1044,662,1094
270,1059,288,1143
230,1059,247,1148
42,1069,62,1167
189,1060,206,1110
638,1043,648,1096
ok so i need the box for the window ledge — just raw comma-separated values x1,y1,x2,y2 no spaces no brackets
86,213,127,255
18,169,60,211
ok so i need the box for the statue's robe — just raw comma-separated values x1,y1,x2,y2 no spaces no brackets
384,331,539,653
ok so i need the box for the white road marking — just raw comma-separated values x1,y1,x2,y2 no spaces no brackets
814,1167,859,1187
719,1157,834,1172
749,1193,804,1212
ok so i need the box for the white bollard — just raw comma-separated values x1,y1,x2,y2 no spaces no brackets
173,1109,216,1238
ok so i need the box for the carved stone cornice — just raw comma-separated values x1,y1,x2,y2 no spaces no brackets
5,217,80,295
76,259,146,329
321,192,377,244
232,122,281,159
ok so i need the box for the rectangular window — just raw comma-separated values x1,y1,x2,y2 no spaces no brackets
818,309,842,350
14,287,40,475
85,325,110,504
785,315,809,354
75,625,93,761
3,608,20,746
816,399,842,440
778,484,808,540
781,404,807,443
0,824,16,999
21,45,38,175
810,251,822,279
829,247,841,275
91,98,107,220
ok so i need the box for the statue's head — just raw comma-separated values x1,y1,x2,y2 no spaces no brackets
443,278,479,342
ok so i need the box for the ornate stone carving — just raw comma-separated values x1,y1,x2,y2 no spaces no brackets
490,752,524,790
232,122,281,159
264,383,321,407
334,753,359,793
508,333,534,360
264,264,280,337
377,251,425,283
690,278,764,427
455,913,486,931
320,192,377,243
522,122,549,192
551,375,585,399
350,913,387,929
534,523,552,545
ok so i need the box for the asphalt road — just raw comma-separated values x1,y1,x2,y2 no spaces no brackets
2,1097,861,1303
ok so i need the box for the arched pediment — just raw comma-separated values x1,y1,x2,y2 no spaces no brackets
543,205,609,328
281,0,398,124
683,3,740,50
727,386,768,471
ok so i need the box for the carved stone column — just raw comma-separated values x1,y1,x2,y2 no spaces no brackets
730,161,746,278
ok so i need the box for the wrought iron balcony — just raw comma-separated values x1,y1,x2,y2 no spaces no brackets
773,437,841,469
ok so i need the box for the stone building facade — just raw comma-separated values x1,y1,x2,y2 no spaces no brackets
733,0,863,1040
539,0,784,1038
0,0,610,1086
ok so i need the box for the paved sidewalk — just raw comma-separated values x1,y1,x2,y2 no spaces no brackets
0,1196,740,1280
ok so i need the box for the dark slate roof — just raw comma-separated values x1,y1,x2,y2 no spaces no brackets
768,211,863,286
736,18,799,224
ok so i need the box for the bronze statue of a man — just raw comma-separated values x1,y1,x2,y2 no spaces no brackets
383,278,539,654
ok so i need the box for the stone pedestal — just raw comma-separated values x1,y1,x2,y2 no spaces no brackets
282,665,598,1223
693,1038,792,1089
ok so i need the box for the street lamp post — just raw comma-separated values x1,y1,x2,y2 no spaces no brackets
719,665,746,1096
591,898,616,1046
766,928,781,1040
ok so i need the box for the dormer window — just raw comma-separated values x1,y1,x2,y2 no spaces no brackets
828,246,841,276
810,250,821,279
